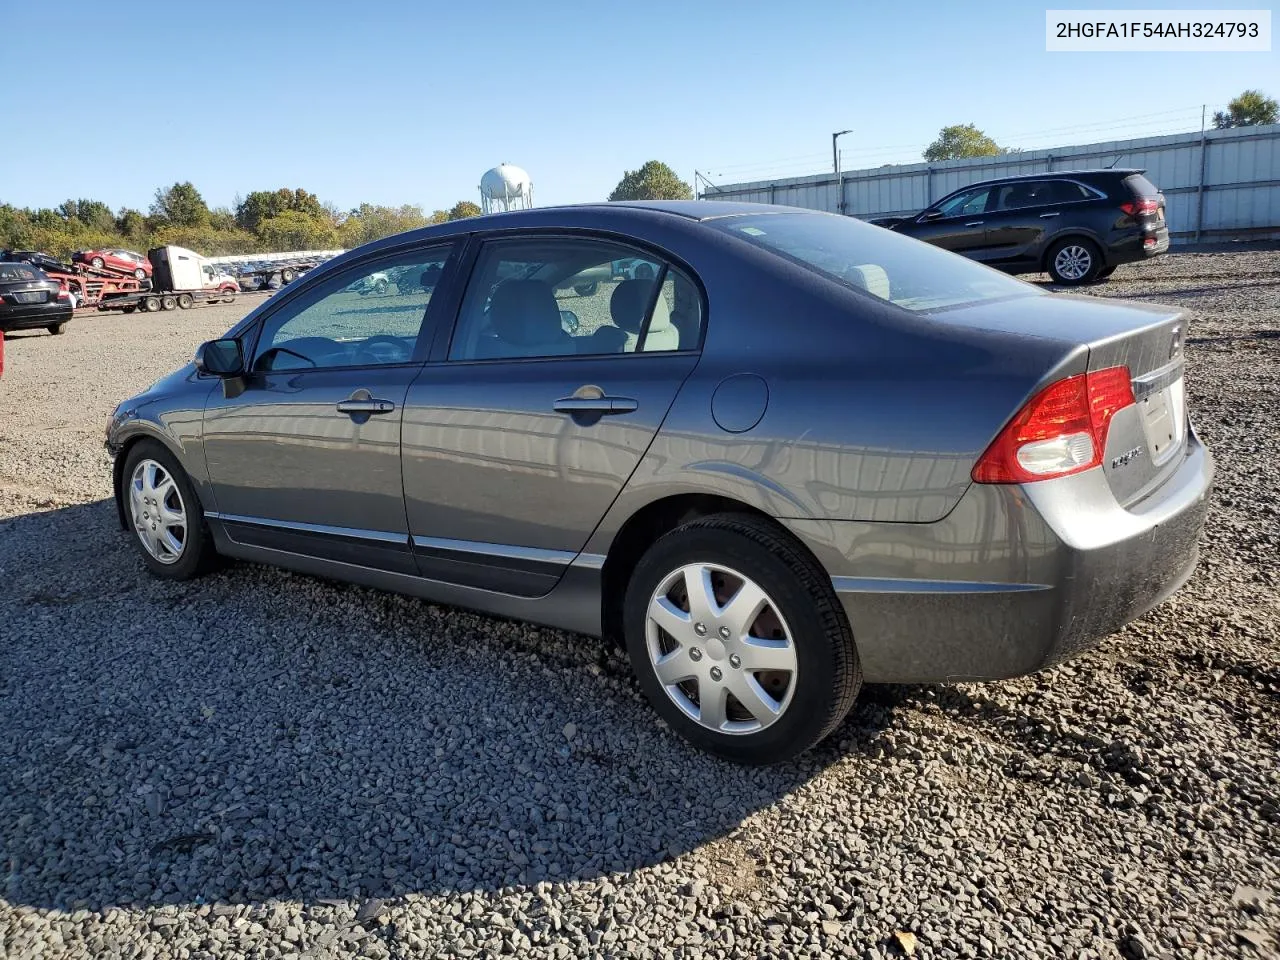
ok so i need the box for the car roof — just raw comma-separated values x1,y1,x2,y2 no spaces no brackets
960,168,1145,189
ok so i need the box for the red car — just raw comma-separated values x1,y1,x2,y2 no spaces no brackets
73,248,152,280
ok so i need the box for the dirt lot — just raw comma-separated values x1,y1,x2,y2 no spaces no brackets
1,254,1277,960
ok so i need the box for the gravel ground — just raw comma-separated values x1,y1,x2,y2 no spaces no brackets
1,253,1277,960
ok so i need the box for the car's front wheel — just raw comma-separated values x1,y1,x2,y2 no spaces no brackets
1047,238,1103,285
122,441,218,580
623,514,861,765
47,321,69,335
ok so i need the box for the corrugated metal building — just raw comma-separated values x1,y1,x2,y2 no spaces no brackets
701,124,1280,243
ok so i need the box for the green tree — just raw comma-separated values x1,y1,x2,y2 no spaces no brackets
256,210,339,251
56,199,115,232
1213,89,1278,128
115,208,147,240
151,182,210,227
923,124,1007,162
235,187,327,233
338,203,431,248
447,200,482,220
608,161,693,201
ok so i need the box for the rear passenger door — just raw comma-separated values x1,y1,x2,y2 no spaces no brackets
401,235,704,597
985,179,1099,264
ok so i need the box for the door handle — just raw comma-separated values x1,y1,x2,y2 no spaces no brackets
336,398,395,414
964,220,984,227
553,396,638,414
1039,212,1061,219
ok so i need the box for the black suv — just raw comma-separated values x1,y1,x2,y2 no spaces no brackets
872,169,1169,285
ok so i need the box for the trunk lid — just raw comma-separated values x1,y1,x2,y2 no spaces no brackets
939,291,1188,505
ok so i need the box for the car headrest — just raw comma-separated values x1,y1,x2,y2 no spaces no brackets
845,264,891,300
611,279,658,334
489,280,564,346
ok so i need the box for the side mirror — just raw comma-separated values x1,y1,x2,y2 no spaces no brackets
560,310,581,335
922,209,945,221
195,338,243,377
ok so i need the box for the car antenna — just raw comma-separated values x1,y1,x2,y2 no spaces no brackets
1106,155,1124,168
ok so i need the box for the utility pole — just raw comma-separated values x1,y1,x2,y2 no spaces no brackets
832,129,852,215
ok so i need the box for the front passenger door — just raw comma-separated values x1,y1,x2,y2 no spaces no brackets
902,186,993,258
202,245,456,573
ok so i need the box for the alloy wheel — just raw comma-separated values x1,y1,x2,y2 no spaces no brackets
646,563,798,734
1053,244,1093,281
129,459,187,564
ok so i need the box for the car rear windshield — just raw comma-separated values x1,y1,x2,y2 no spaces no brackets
1123,173,1160,197
0,264,38,282
714,212,1039,312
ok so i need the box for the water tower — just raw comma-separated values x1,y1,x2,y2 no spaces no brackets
480,163,534,214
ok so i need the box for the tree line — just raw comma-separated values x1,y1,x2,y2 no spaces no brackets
0,183,484,260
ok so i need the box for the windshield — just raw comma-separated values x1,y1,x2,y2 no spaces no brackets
0,264,38,282
714,212,1039,312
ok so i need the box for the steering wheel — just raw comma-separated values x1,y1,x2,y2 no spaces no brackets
354,335,411,364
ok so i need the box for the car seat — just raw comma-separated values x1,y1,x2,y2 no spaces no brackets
610,280,680,351
485,280,573,358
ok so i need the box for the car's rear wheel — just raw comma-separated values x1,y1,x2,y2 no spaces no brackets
47,321,69,335
122,441,218,580
1095,266,1117,281
1047,238,1102,285
623,514,861,765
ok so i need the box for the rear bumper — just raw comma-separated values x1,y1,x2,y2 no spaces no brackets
783,426,1213,682
0,302,73,330
1106,224,1170,265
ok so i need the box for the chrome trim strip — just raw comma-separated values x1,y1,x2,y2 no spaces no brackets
207,512,409,545
570,552,607,570
411,535,576,566
831,576,1051,595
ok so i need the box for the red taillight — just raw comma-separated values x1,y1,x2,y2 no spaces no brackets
972,366,1136,484
1119,198,1159,217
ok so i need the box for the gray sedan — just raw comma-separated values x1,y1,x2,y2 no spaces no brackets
105,201,1213,764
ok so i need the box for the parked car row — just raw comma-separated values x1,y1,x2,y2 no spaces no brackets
870,168,1169,284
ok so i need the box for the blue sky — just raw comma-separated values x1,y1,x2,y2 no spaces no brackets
2,0,1274,214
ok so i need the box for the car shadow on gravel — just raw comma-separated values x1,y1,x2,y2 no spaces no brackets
1,499,904,914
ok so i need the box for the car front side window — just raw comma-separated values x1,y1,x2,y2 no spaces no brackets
936,188,990,218
252,247,453,372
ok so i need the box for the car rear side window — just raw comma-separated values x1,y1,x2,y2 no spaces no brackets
717,212,1038,313
448,238,702,361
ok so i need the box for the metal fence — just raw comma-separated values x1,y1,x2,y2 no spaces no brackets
700,124,1280,244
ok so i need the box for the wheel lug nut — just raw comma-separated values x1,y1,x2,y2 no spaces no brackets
718,626,731,640
690,648,703,662
710,667,723,682
730,654,742,669
694,622,707,636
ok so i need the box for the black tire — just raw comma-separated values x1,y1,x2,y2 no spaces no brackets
161,295,177,311
574,281,598,297
623,513,862,765
121,305,137,314
120,440,219,581
144,296,161,312
47,321,69,335
1095,266,1117,281
1046,237,1102,285
281,268,296,283
134,268,147,281
90,256,105,270
177,293,194,309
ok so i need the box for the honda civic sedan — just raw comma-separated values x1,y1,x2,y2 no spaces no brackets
105,201,1213,764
